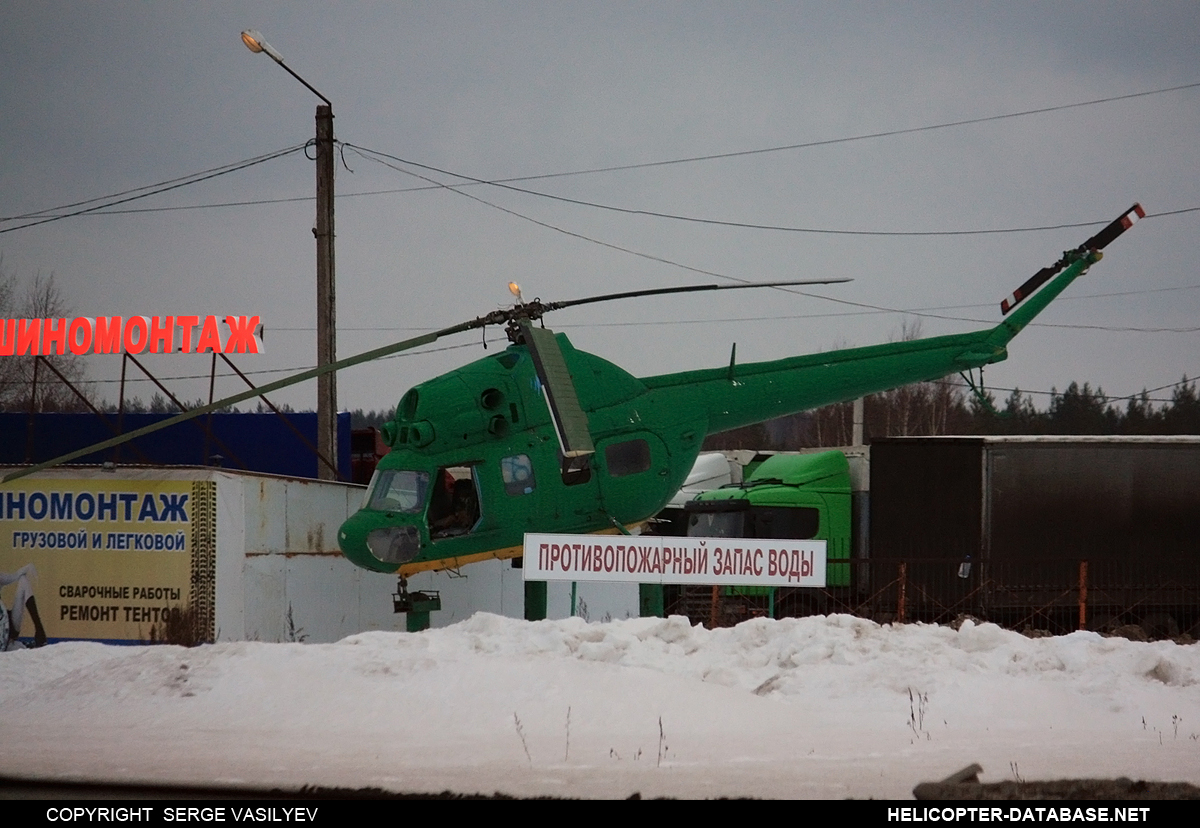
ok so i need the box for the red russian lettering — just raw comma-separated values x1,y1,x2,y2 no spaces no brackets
42,317,67,355
223,315,261,353
0,319,14,355
16,319,41,355
149,316,174,353
195,315,222,353
94,317,122,353
68,317,93,355
123,316,149,354
176,315,200,353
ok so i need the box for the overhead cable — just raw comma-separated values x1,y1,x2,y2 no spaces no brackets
348,142,1199,237
344,145,1199,330
0,145,309,235
25,80,1200,224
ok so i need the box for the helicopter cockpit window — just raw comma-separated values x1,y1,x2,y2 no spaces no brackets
367,470,430,513
605,439,651,477
501,454,536,496
428,466,481,539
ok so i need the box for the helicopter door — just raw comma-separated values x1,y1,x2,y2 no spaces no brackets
427,465,482,540
596,432,671,524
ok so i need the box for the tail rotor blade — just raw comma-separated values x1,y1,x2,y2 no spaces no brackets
1081,203,1146,252
1000,262,1066,315
1001,203,1144,316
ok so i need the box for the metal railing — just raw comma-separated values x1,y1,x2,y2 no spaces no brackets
666,557,1200,639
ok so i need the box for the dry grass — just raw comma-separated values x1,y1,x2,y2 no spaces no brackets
146,604,209,647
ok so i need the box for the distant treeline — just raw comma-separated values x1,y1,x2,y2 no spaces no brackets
353,380,1200,451
7,373,1197,452
704,376,1200,450
349,408,392,429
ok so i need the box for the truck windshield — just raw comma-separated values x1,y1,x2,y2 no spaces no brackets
687,510,744,538
367,470,430,513
685,505,820,539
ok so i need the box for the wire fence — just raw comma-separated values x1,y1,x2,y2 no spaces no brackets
666,557,1200,639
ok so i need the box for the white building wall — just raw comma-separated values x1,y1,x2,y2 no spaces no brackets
3,466,640,645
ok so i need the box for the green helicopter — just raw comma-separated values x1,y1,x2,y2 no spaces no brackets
338,204,1145,587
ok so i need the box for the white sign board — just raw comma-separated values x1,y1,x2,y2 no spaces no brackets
522,533,826,587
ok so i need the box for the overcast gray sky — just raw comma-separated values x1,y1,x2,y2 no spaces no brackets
2,2,1198,417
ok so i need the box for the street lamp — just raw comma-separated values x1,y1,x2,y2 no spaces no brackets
241,30,339,481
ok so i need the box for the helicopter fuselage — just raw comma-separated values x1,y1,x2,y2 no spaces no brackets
338,283,1048,577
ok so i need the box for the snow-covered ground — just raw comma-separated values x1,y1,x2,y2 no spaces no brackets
2,614,1198,799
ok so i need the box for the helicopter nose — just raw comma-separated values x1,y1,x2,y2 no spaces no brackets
339,513,423,572
365,525,421,565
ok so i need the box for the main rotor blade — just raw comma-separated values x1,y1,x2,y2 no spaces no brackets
543,278,851,312
1,319,482,484
522,322,595,459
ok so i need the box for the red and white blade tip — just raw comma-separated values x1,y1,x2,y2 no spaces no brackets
1000,291,1022,315
1120,203,1146,230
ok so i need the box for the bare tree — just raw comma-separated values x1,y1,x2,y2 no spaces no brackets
0,261,91,412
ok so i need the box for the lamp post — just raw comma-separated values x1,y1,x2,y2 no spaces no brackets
241,30,339,481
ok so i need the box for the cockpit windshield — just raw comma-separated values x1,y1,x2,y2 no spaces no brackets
367,469,430,513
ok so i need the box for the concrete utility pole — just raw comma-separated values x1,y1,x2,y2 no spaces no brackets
314,104,337,480
242,31,339,480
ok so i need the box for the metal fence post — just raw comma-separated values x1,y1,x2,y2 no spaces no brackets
1078,560,1088,631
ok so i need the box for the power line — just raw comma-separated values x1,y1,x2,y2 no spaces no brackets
0,145,309,234
258,79,1200,196
478,80,1200,178
24,79,1200,223
930,373,1198,405
269,283,1200,333
342,145,760,284
349,142,1200,238
0,146,302,220
339,145,1200,332
22,355,1193,409
276,314,1200,335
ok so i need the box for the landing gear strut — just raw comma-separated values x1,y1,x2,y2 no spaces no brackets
393,577,441,633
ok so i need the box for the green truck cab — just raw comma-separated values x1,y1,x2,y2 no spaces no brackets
683,450,854,593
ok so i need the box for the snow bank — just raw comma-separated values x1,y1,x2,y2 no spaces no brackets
2,614,1197,799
